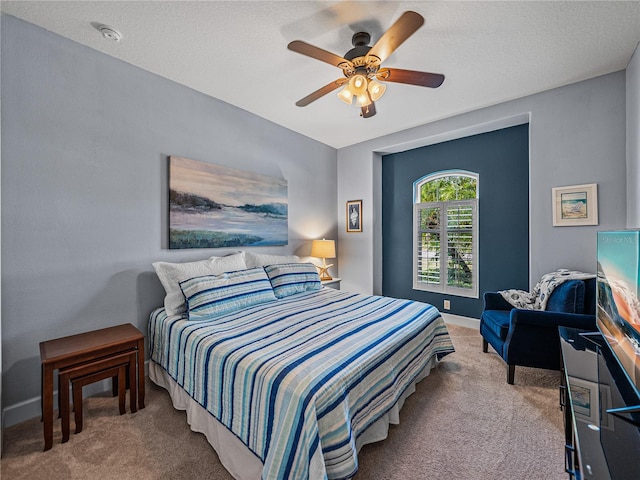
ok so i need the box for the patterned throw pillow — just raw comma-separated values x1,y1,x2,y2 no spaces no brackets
179,267,277,320
264,262,321,299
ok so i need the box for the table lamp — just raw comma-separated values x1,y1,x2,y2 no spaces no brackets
311,239,336,281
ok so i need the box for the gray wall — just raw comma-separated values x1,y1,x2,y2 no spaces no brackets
628,43,640,228
0,15,337,425
338,72,628,298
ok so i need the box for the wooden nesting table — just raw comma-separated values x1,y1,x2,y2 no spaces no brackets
39,323,145,451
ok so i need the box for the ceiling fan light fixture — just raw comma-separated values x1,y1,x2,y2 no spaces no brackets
349,74,368,95
367,79,386,102
337,85,354,105
288,11,443,119
356,92,372,108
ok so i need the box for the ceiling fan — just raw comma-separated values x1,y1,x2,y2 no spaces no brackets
287,11,444,118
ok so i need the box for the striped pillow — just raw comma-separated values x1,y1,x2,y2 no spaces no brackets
264,262,322,298
180,268,277,320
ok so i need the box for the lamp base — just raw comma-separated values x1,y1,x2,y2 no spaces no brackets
317,263,333,281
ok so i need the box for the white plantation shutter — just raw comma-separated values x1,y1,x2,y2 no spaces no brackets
445,202,477,297
414,204,442,290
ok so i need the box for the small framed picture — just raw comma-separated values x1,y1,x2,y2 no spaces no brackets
568,376,598,424
346,200,362,233
552,183,598,226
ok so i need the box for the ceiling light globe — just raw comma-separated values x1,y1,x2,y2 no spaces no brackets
349,74,368,95
337,85,354,105
357,92,372,107
367,80,386,102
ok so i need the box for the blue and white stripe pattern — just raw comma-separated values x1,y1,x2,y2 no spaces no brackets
179,267,277,321
149,288,454,480
264,262,322,298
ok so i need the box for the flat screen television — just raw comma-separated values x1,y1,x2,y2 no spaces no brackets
596,230,640,398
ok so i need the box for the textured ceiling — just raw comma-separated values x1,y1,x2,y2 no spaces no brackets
2,1,640,148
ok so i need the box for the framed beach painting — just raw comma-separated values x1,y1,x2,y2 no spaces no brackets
346,200,362,233
552,183,598,226
169,156,288,249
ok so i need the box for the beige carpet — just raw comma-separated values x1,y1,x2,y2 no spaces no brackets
1,324,565,480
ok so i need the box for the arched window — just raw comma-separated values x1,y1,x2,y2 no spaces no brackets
413,171,479,298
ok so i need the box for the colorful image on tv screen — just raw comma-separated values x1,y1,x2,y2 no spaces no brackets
597,230,640,391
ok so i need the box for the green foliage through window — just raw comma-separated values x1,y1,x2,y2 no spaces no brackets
420,175,477,202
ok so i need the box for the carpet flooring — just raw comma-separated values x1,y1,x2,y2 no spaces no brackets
1,324,566,480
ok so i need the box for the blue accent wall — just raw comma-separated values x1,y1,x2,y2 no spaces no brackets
381,124,529,318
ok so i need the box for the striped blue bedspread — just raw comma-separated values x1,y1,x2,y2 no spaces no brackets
149,288,454,480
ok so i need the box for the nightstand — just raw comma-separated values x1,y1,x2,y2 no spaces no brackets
321,277,341,290
39,323,145,450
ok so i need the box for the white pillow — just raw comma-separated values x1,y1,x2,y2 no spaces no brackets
243,251,300,268
152,253,247,315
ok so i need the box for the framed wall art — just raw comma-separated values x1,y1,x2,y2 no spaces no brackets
552,183,598,226
568,376,598,424
169,156,288,249
346,200,362,233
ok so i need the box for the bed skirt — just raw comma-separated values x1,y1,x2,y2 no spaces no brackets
149,356,438,480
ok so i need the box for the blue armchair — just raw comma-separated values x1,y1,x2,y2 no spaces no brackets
480,278,596,384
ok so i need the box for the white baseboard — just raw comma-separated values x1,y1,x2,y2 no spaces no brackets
441,312,480,329
2,360,150,429
2,379,112,428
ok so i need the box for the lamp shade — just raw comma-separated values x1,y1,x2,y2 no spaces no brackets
311,239,336,259
356,92,372,107
367,79,386,101
337,85,354,105
348,75,367,96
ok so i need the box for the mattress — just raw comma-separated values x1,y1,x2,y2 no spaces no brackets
149,288,454,479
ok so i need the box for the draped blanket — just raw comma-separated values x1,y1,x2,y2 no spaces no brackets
149,288,454,480
499,269,595,310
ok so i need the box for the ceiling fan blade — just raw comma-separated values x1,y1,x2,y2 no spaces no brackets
361,101,376,118
288,40,353,69
365,11,424,64
295,79,348,107
377,68,445,88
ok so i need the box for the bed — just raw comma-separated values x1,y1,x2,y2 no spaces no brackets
149,257,455,480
